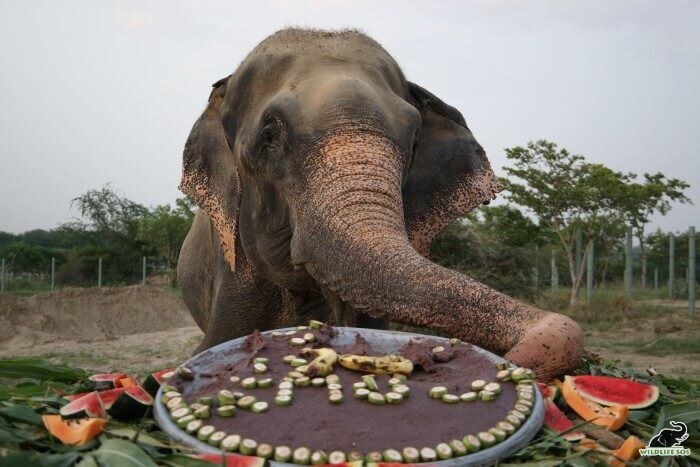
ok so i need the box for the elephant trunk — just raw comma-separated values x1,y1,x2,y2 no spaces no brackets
292,131,584,381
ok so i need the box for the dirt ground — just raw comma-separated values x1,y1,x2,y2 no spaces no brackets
0,286,697,378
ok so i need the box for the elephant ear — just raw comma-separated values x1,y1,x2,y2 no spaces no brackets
180,76,241,271
403,82,502,257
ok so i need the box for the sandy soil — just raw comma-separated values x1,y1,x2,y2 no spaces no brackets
1,286,696,378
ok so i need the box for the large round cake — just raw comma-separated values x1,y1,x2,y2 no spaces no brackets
155,322,543,465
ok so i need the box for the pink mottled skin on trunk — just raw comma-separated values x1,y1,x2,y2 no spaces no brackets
291,131,583,381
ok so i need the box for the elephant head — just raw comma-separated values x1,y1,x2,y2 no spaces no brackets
179,29,583,380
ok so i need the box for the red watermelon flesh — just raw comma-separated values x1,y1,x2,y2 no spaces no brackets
64,391,92,402
97,388,127,409
568,375,659,409
59,391,106,419
192,454,266,467
538,382,558,400
88,372,128,390
543,398,585,441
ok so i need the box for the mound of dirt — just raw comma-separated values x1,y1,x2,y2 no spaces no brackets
0,286,195,352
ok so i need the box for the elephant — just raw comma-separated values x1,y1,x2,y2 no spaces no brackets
177,28,584,381
648,421,689,447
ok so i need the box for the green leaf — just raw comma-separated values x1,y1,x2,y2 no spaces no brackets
0,403,43,425
76,455,99,467
92,438,158,467
0,358,87,383
105,425,174,448
159,455,222,467
627,409,652,421
653,399,700,436
0,451,79,467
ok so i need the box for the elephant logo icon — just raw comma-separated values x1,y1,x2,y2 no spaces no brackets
648,421,689,448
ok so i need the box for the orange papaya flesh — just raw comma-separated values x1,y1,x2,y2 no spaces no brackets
42,414,106,445
562,376,628,431
117,377,137,388
611,435,645,462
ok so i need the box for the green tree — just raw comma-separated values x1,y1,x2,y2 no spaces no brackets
618,173,690,288
137,197,196,283
500,140,629,305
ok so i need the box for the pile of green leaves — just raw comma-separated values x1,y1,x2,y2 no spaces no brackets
0,357,697,466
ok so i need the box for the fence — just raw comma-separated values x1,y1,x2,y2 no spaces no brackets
541,225,697,316
0,255,167,295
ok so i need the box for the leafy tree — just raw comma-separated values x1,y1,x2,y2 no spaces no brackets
137,198,196,283
500,140,630,305
476,205,550,248
618,173,690,288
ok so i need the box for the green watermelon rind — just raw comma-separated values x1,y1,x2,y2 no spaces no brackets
59,391,107,419
567,375,659,409
108,385,154,420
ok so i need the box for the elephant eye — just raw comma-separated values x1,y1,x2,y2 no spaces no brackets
259,124,281,152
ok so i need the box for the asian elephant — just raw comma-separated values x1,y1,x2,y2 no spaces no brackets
177,28,584,380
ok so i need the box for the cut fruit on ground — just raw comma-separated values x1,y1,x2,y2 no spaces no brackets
107,385,154,420
43,414,106,445
96,387,127,410
59,391,106,419
543,398,585,441
143,368,175,396
88,372,128,390
117,377,137,388
610,435,645,462
566,375,659,409
562,377,628,431
537,382,558,400
191,453,266,467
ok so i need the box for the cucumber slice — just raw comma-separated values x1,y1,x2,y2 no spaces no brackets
251,401,269,413
420,447,437,462
442,394,460,403
488,427,507,442
197,396,213,406
241,377,257,388
253,363,268,374
429,386,448,399
293,446,311,464
217,404,237,417
254,357,269,365
221,434,241,452
484,382,502,394
279,381,294,390
347,452,364,462
290,337,306,347
197,425,215,441
294,376,311,387
236,395,256,409
460,391,478,402
514,403,531,415
383,449,403,462
496,369,511,381
477,431,496,448
239,438,258,455
303,332,316,342
218,389,235,405
194,406,210,419
436,442,453,460
386,392,403,404
176,414,195,428
363,375,378,391
497,421,516,435
291,358,308,367
274,446,292,462
185,419,203,434
401,447,420,463
309,319,324,329
328,451,346,464
393,385,410,398
462,434,481,452
354,388,370,399
310,450,328,465
170,407,190,420
275,395,292,406
277,388,293,397
365,452,383,462
480,390,497,401
470,380,487,391
352,381,367,390
328,392,344,404
327,383,342,391
257,377,273,388
449,439,467,456
208,430,226,447
368,391,385,404
256,443,273,459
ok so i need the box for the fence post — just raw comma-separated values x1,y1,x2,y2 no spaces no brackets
142,256,147,285
669,233,675,298
654,267,659,292
690,226,696,317
625,226,633,295
551,249,558,294
0,258,4,294
575,227,582,298
98,257,102,288
51,257,56,291
587,242,594,301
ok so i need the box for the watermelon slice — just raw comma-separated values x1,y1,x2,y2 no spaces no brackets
88,372,128,390
543,398,585,441
96,387,127,410
191,453,266,467
59,391,106,419
107,385,154,420
567,375,659,409
538,382,559,400
63,391,92,402
142,368,175,396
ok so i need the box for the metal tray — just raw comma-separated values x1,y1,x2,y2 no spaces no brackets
155,327,544,466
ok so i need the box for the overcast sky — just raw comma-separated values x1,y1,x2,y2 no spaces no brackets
1,0,698,234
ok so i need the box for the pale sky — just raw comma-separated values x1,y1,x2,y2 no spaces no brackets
1,0,698,234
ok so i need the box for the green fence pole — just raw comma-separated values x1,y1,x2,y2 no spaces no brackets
98,257,102,288
142,256,147,285
575,227,582,298
587,242,594,301
669,233,675,298
51,257,56,291
625,226,633,295
690,226,696,317
0,258,4,294
551,249,558,294
654,267,659,292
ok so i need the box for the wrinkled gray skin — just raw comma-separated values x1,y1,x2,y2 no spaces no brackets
177,28,584,380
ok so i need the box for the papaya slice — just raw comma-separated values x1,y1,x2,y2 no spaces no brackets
42,414,106,445
117,377,137,388
562,376,628,431
191,454,266,467
610,435,645,463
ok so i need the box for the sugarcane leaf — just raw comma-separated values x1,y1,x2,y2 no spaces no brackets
76,455,99,467
653,400,700,436
0,358,87,383
627,409,652,421
159,455,221,467
0,451,79,467
104,425,173,448
0,403,43,425
92,438,158,467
